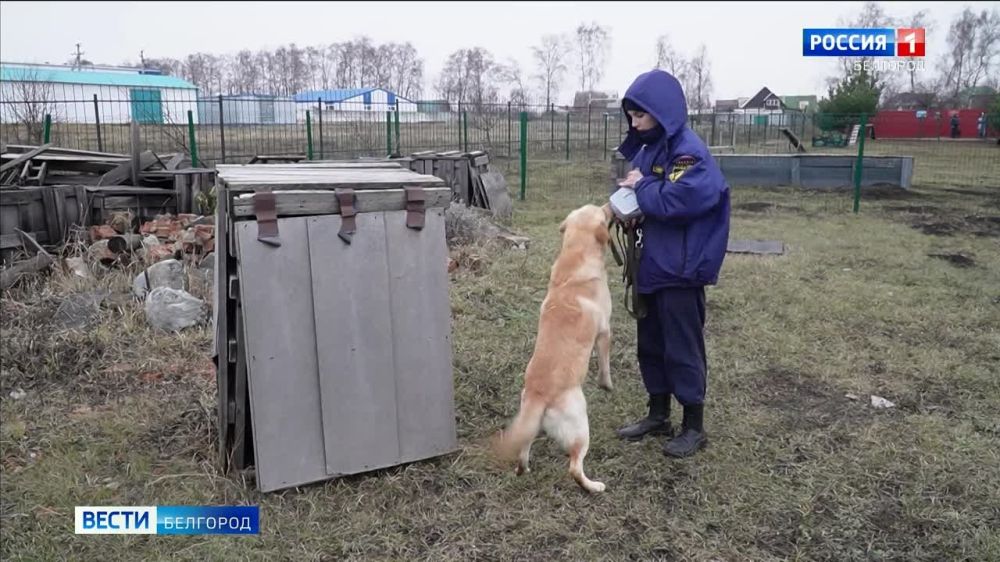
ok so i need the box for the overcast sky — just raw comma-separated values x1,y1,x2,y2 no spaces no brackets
1,1,994,103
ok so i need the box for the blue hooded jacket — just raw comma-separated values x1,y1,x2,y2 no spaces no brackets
617,70,731,293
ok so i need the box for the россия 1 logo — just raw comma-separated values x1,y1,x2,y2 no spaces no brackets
803,28,925,57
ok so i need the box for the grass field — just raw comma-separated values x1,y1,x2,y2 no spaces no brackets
2,159,999,561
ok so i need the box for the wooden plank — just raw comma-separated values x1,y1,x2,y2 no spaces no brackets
165,153,186,170
175,174,190,215
51,186,67,242
235,218,328,492
384,208,458,463
0,189,44,204
39,187,60,246
231,187,451,217
74,185,89,227
308,212,401,476
0,144,51,174
3,144,126,159
231,301,249,471
97,150,158,186
0,231,50,249
1,153,128,164
212,187,230,469
102,195,172,209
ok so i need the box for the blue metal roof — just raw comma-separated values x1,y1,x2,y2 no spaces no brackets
293,88,374,103
0,65,197,89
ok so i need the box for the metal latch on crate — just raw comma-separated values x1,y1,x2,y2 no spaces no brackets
404,186,425,230
336,188,357,244
253,191,281,247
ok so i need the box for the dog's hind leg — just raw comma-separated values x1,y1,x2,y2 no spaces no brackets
515,443,531,475
552,388,606,493
596,328,612,392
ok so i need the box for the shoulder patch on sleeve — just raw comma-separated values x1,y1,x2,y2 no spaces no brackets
669,155,698,182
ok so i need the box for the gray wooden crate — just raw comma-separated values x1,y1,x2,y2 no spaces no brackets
215,163,457,492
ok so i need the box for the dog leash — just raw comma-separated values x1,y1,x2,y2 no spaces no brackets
608,222,647,320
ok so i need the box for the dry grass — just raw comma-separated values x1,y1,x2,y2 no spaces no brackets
2,160,999,561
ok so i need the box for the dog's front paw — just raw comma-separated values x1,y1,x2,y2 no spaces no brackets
598,379,613,392
515,463,530,476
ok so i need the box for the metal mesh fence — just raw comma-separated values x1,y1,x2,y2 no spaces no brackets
2,92,997,189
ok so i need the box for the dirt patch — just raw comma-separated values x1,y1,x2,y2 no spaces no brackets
911,215,1000,237
857,186,924,201
911,221,958,236
883,205,942,214
965,215,1000,237
751,368,874,430
734,201,806,214
927,253,977,268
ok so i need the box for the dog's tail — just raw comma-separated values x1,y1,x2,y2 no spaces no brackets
491,391,548,461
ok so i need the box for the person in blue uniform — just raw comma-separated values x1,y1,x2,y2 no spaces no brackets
613,69,731,458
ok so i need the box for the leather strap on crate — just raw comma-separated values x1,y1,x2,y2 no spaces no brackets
253,191,281,247
404,186,425,230
336,188,357,244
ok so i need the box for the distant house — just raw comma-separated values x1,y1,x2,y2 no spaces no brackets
781,95,818,113
0,62,198,124
416,99,451,113
736,86,795,126
881,92,937,110
198,94,297,125
714,99,740,112
293,88,417,113
741,87,788,112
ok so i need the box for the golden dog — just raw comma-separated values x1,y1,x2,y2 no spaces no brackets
493,203,614,493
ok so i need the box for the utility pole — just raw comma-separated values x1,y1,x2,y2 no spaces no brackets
71,43,84,70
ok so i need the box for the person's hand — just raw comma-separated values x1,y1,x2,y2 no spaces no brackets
618,169,643,189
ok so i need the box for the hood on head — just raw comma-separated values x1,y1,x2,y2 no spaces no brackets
617,70,688,159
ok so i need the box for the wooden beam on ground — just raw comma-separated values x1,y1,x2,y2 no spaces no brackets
0,143,51,173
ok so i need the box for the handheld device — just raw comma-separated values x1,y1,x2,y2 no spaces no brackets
609,186,643,221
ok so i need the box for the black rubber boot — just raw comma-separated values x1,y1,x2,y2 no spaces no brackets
616,394,673,441
663,404,707,458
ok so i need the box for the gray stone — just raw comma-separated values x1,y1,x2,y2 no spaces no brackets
144,287,206,332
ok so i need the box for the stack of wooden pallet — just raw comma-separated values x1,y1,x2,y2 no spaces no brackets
1,143,215,263
352,150,513,222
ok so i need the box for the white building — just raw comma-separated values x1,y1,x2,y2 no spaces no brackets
293,88,420,122
1,63,199,125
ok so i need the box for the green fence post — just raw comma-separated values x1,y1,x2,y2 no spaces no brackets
565,112,570,160
603,113,609,160
457,101,463,151
186,110,199,167
317,98,324,159
507,102,512,159
853,113,868,214
463,111,469,153
92,95,104,152
306,110,314,160
386,111,392,155
394,104,401,155
520,111,528,201
43,113,51,144
550,104,555,151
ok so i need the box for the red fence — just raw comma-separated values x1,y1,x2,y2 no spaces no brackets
872,109,992,139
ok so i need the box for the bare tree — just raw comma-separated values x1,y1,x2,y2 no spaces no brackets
936,7,1000,105
902,10,934,92
835,1,897,99
686,44,713,111
574,23,610,95
655,34,688,81
532,34,569,109
0,68,59,144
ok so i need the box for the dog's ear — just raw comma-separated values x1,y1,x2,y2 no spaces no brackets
595,219,610,245
600,203,614,224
